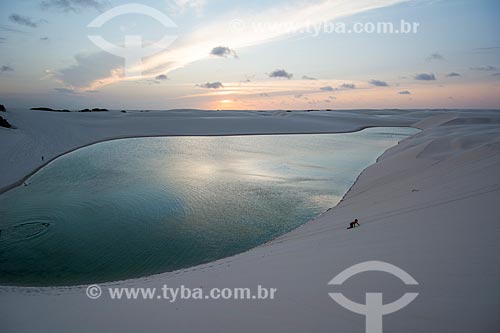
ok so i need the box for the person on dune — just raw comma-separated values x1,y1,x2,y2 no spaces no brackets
348,219,360,229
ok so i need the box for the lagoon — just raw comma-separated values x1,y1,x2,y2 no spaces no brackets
0,127,418,286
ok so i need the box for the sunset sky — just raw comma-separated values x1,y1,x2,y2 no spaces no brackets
1,0,499,110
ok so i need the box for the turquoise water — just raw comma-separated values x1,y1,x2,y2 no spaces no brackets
0,127,418,286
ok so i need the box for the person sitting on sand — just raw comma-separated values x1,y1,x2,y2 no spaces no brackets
349,219,360,229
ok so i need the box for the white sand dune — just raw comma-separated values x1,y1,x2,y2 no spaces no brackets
1,109,499,332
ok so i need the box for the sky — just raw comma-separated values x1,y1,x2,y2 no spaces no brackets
0,0,499,110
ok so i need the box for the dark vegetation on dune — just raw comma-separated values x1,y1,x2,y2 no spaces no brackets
31,107,70,112
79,108,108,112
30,107,109,112
0,115,12,128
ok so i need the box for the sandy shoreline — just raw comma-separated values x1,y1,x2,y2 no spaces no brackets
1,109,500,332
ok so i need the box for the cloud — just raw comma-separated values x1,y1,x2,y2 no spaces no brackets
0,37,6,43
197,82,224,89
58,51,123,87
369,79,389,87
320,86,335,92
302,75,317,80
470,65,498,72
446,72,461,77
210,46,238,58
41,0,108,12
339,83,356,89
155,74,168,80
1,65,14,72
171,0,207,15
426,53,444,61
54,88,78,94
492,73,500,77
237,75,255,84
472,46,500,53
269,69,293,79
0,24,28,34
399,90,411,95
414,73,436,81
9,14,45,28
